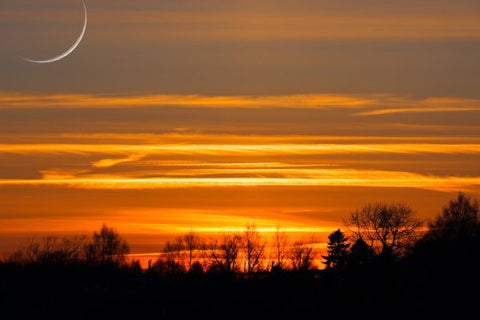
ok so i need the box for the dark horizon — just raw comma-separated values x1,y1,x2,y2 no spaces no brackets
1,192,479,319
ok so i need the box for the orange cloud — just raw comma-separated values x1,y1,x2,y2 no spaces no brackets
92,154,145,168
0,92,378,109
355,107,480,116
1,93,479,117
2,143,480,156
1,169,480,193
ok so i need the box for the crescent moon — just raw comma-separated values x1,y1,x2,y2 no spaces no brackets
23,0,87,64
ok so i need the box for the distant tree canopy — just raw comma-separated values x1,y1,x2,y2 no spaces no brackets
152,238,186,275
347,202,422,257
6,225,130,267
153,224,317,275
7,235,86,265
7,194,480,280
412,193,480,265
289,241,316,271
426,192,479,242
3,195,480,320
84,224,130,265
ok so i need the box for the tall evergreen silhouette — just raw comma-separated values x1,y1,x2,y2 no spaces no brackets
322,229,350,269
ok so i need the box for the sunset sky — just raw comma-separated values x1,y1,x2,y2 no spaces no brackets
1,0,480,255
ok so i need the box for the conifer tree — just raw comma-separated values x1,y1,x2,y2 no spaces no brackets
348,238,375,267
322,229,350,269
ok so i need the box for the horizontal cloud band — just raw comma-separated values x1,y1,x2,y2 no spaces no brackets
0,92,479,116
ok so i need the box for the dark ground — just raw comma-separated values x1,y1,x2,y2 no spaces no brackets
1,260,479,320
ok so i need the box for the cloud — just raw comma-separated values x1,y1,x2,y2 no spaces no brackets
354,96,480,115
354,107,480,116
0,92,380,109
2,142,480,156
1,169,480,193
92,154,145,168
1,93,479,118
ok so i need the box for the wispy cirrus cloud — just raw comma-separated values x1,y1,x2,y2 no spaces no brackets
92,154,145,168
1,92,479,117
1,169,480,193
0,92,378,109
353,97,480,116
3,143,480,156
354,107,480,116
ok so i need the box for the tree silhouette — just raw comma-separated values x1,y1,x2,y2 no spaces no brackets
347,202,422,257
8,235,86,265
412,193,480,264
408,193,480,313
153,240,186,275
84,224,130,265
322,229,350,270
209,233,242,273
183,231,200,272
426,192,479,241
243,224,266,274
289,240,315,271
347,238,375,267
271,225,288,270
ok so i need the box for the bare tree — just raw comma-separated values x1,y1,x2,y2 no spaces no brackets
428,192,479,240
84,224,130,265
272,225,288,270
6,250,26,265
347,202,422,257
174,236,185,266
208,233,242,273
153,240,186,275
57,236,86,262
207,238,222,271
243,224,266,274
289,241,315,271
164,241,179,272
226,234,243,272
183,231,200,272
8,235,86,265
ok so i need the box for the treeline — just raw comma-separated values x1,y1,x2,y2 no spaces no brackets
6,224,131,267
150,224,316,275
3,192,479,278
1,193,479,319
148,192,480,278
151,200,425,275
3,222,317,273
